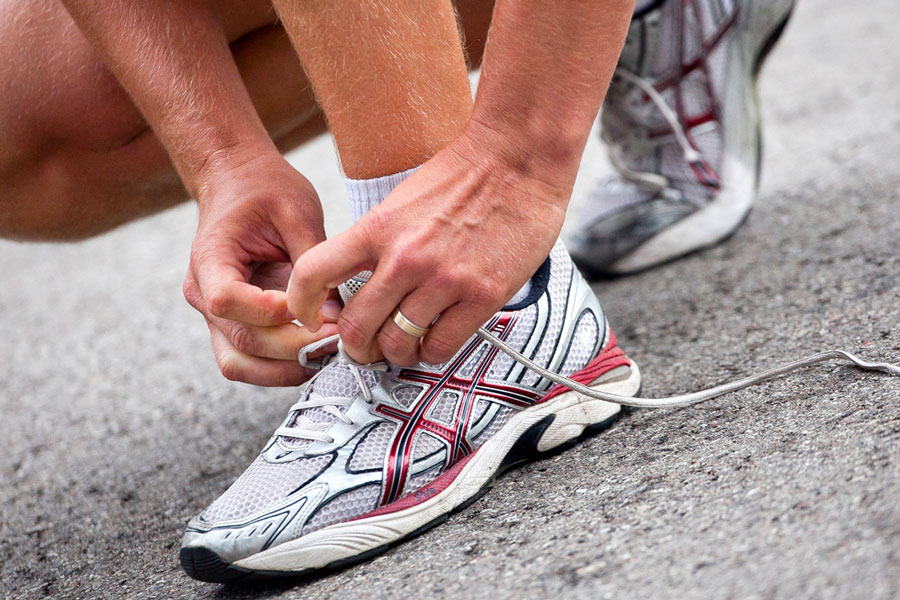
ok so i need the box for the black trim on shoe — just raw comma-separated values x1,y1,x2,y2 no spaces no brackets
501,255,551,311
633,0,667,20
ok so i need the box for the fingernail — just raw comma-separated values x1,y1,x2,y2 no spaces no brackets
285,308,295,321
322,299,342,320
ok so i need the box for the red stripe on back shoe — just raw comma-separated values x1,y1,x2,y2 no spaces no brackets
539,329,631,404
350,451,478,521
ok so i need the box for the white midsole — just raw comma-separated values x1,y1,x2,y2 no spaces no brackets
608,148,757,274
233,362,642,572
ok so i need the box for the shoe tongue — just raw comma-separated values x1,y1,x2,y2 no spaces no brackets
338,271,372,303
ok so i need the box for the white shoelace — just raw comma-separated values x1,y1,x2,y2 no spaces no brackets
603,68,704,193
277,330,898,443
476,328,900,408
275,334,387,443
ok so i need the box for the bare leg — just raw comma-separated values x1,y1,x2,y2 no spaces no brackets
0,0,492,241
271,0,474,179
0,1,313,240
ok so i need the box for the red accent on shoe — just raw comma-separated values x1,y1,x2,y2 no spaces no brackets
539,329,631,404
351,451,478,521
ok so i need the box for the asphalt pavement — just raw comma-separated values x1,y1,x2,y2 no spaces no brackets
2,0,899,598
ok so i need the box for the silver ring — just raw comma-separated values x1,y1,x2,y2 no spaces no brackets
392,309,431,338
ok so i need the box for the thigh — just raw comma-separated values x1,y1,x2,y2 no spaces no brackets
0,0,282,162
0,0,317,240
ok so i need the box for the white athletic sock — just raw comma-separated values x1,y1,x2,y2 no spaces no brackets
345,166,420,223
344,165,532,305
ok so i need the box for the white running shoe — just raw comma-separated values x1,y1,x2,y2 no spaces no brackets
568,0,794,276
180,242,641,582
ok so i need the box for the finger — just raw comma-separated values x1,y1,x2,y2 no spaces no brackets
287,227,373,331
215,317,339,361
376,289,448,366
195,257,291,325
208,324,316,387
321,289,343,324
339,269,414,364
419,303,495,366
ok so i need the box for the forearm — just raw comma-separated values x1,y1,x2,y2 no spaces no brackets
59,0,276,198
468,0,634,191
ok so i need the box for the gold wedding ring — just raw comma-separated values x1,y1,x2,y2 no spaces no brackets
392,309,431,338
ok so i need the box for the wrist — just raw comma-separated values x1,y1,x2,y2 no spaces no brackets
461,108,586,194
445,127,569,229
189,138,282,204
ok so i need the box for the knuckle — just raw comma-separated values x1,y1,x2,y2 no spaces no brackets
359,209,387,241
338,312,369,350
467,279,502,306
422,336,459,364
207,286,232,317
430,268,458,291
182,277,202,311
390,246,424,274
377,328,412,362
229,324,258,356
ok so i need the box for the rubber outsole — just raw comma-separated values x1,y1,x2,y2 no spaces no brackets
575,6,794,281
180,408,625,585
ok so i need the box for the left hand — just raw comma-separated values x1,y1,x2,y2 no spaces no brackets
286,132,571,366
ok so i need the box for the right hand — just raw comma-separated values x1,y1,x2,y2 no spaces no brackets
183,153,341,386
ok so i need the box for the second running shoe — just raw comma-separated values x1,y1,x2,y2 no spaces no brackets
568,0,795,276
180,241,641,582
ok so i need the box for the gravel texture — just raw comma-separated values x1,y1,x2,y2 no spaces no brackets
2,1,899,598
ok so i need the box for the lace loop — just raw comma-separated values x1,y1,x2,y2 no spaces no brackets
276,341,387,443
298,334,341,371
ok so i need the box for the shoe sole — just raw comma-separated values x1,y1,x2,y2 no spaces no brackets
180,360,641,583
588,3,795,277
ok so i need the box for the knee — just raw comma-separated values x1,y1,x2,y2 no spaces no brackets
0,137,183,242
0,151,97,241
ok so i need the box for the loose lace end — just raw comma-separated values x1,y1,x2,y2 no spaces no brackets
476,327,899,410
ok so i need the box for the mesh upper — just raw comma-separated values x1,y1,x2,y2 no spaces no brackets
486,303,538,380
457,344,488,379
412,431,444,460
302,484,381,535
471,397,491,425
392,384,422,408
425,391,459,426
470,405,515,448
558,311,600,378
200,453,332,523
348,422,397,472
402,465,442,497
523,243,571,387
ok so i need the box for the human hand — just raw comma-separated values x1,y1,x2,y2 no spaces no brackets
183,154,340,386
285,133,570,366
